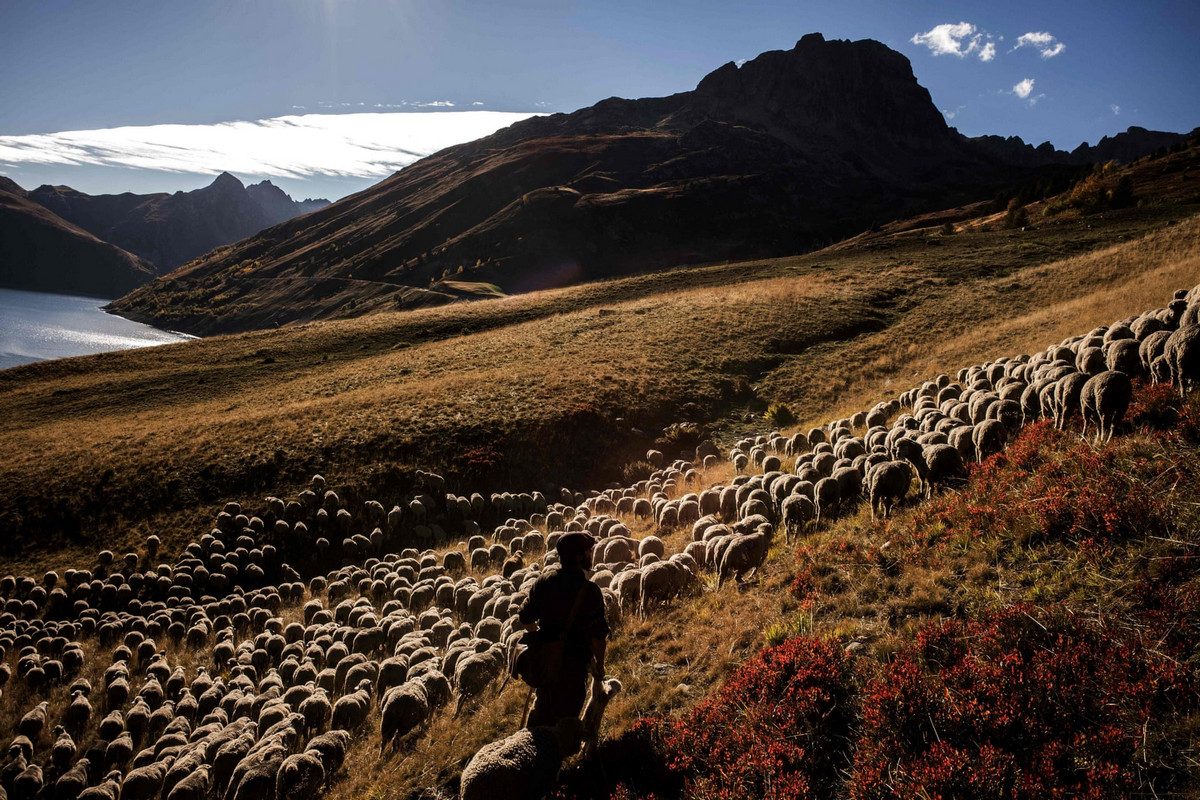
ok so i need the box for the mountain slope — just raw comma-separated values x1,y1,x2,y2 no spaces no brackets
108,34,1056,336
29,173,330,272
0,183,156,297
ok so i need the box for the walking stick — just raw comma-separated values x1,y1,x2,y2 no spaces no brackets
519,685,534,729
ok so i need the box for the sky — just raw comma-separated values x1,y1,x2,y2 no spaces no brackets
2,0,1197,201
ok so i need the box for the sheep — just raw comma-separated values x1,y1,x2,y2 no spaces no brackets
55,757,91,800
303,730,351,785
120,758,174,800
17,703,48,744
972,418,1007,461
51,726,76,772
639,560,693,614
77,771,123,800
717,525,773,588
379,680,431,753
275,752,325,800
1164,325,1200,399
1081,370,1134,442
453,648,506,714
458,717,584,800
12,764,42,800
780,494,815,541
867,461,912,519
922,444,965,499
224,739,287,800
165,764,211,800
299,688,332,735
330,680,373,731
813,477,840,524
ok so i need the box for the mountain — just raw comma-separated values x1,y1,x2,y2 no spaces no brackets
28,173,330,272
0,181,156,298
969,125,1195,168
107,34,1189,336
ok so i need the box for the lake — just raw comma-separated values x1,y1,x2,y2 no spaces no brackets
0,287,195,370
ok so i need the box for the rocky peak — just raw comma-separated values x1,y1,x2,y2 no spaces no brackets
687,33,950,148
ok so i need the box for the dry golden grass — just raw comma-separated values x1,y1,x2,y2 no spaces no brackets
4,196,1197,576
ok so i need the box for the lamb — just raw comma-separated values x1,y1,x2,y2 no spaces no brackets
867,461,912,519
458,717,585,800
717,524,773,588
1081,370,1134,443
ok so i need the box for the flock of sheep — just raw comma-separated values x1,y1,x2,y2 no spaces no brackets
0,283,1197,800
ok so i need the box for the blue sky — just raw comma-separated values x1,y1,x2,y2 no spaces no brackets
2,0,1197,201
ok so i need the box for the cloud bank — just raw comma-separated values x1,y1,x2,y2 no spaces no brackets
0,111,541,181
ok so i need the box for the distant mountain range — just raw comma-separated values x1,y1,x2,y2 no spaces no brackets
106,34,1195,336
0,173,328,298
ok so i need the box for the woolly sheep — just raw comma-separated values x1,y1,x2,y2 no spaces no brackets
1164,325,1200,398
459,718,584,800
717,525,773,588
867,461,912,519
1081,370,1134,442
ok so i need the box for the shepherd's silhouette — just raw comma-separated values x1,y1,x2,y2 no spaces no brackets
517,532,609,728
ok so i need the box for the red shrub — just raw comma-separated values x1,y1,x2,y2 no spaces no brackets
850,606,1196,800
905,420,1168,551
663,636,856,800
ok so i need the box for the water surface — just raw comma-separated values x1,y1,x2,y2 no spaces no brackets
0,287,195,370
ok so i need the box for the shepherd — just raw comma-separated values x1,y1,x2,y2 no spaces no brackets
516,532,610,728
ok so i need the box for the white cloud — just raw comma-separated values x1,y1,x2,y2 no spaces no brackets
1013,31,1065,58
735,58,748,67
0,111,543,181
912,22,978,57
912,22,996,62
1013,78,1035,99
1111,104,1121,115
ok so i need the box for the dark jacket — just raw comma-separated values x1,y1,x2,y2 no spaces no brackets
517,566,609,659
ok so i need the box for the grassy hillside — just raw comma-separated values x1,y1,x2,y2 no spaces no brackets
1,143,1199,800
1,144,1199,574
